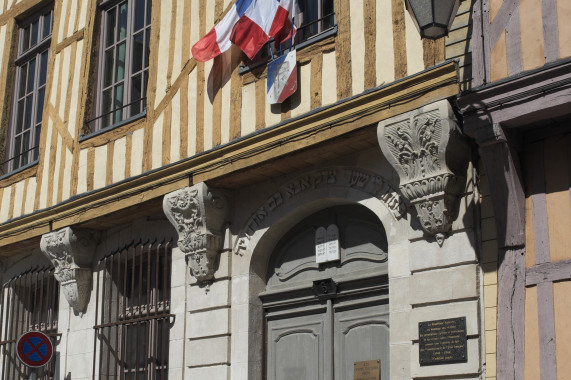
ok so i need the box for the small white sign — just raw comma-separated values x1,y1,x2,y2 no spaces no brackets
315,224,340,263
315,227,327,263
326,224,340,261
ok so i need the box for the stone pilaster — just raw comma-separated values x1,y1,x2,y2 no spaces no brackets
40,227,98,314
378,99,469,245
163,182,229,285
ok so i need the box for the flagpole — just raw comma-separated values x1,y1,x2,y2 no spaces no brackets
289,16,295,52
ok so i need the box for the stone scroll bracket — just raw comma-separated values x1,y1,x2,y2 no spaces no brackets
40,227,99,315
163,182,230,287
378,100,470,246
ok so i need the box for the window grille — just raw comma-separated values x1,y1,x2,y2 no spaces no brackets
86,0,152,134
0,267,59,379
2,6,53,174
93,241,172,380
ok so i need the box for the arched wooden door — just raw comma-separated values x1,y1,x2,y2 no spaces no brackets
261,205,390,380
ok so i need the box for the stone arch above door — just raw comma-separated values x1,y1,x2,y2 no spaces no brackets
235,167,415,380
234,166,412,271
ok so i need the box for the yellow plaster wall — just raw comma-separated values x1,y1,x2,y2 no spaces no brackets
202,59,214,151
520,0,545,71
10,179,24,218
187,68,198,157
558,0,571,58
404,9,425,76
130,128,144,177
112,137,126,183
480,165,498,380
151,114,164,170
23,177,36,214
376,0,394,86
93,145,107,190
0,184,11,221
350,0,365,95
487,0,571,82
553,281,571,380
321,50,337,106
524,286,540,380
170,91,182,163
291,62,311,118
76,148,88,195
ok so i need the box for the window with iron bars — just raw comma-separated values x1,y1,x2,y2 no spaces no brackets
85,0,152,135
0,267,59,379
2,6,53,175
242,0,335,70
93,241,172,380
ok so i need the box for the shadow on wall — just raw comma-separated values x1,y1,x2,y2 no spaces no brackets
207,46,240,102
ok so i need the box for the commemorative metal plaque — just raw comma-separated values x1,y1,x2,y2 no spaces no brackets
419,317,467,365
354,360,380,380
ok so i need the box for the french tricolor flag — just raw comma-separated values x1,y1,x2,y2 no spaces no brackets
192,0,299,62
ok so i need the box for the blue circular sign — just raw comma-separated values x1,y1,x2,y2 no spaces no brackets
16,331,53,367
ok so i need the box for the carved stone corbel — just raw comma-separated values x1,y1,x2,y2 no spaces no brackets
40,227,98,314
378,100,469,245
163,183,229,285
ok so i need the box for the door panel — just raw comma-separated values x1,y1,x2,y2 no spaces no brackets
267,312,331,380
334,304,390,380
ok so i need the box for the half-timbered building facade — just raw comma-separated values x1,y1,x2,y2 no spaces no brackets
459,0,571,379
0,0,563,379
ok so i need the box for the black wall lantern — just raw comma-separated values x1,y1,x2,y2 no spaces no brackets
405,0,460,39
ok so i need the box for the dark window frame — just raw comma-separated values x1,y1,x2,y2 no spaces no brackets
239,0,336,73
86,0,151,135
295,0,336,45
2,5,53,175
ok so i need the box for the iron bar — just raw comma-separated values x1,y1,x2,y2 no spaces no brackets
84,97,147,133
93,241,172,379
0,269,58,380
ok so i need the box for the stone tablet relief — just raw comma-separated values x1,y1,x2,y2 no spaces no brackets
315,224,340,264
325,224,340,262
419,317,467,365
315,226,327,263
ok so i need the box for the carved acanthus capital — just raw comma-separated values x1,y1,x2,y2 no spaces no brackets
163,183,229,284
40,227,98,313
378,100,469,245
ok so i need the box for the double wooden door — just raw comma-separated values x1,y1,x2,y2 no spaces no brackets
264,205,390,379
266,293,389,380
